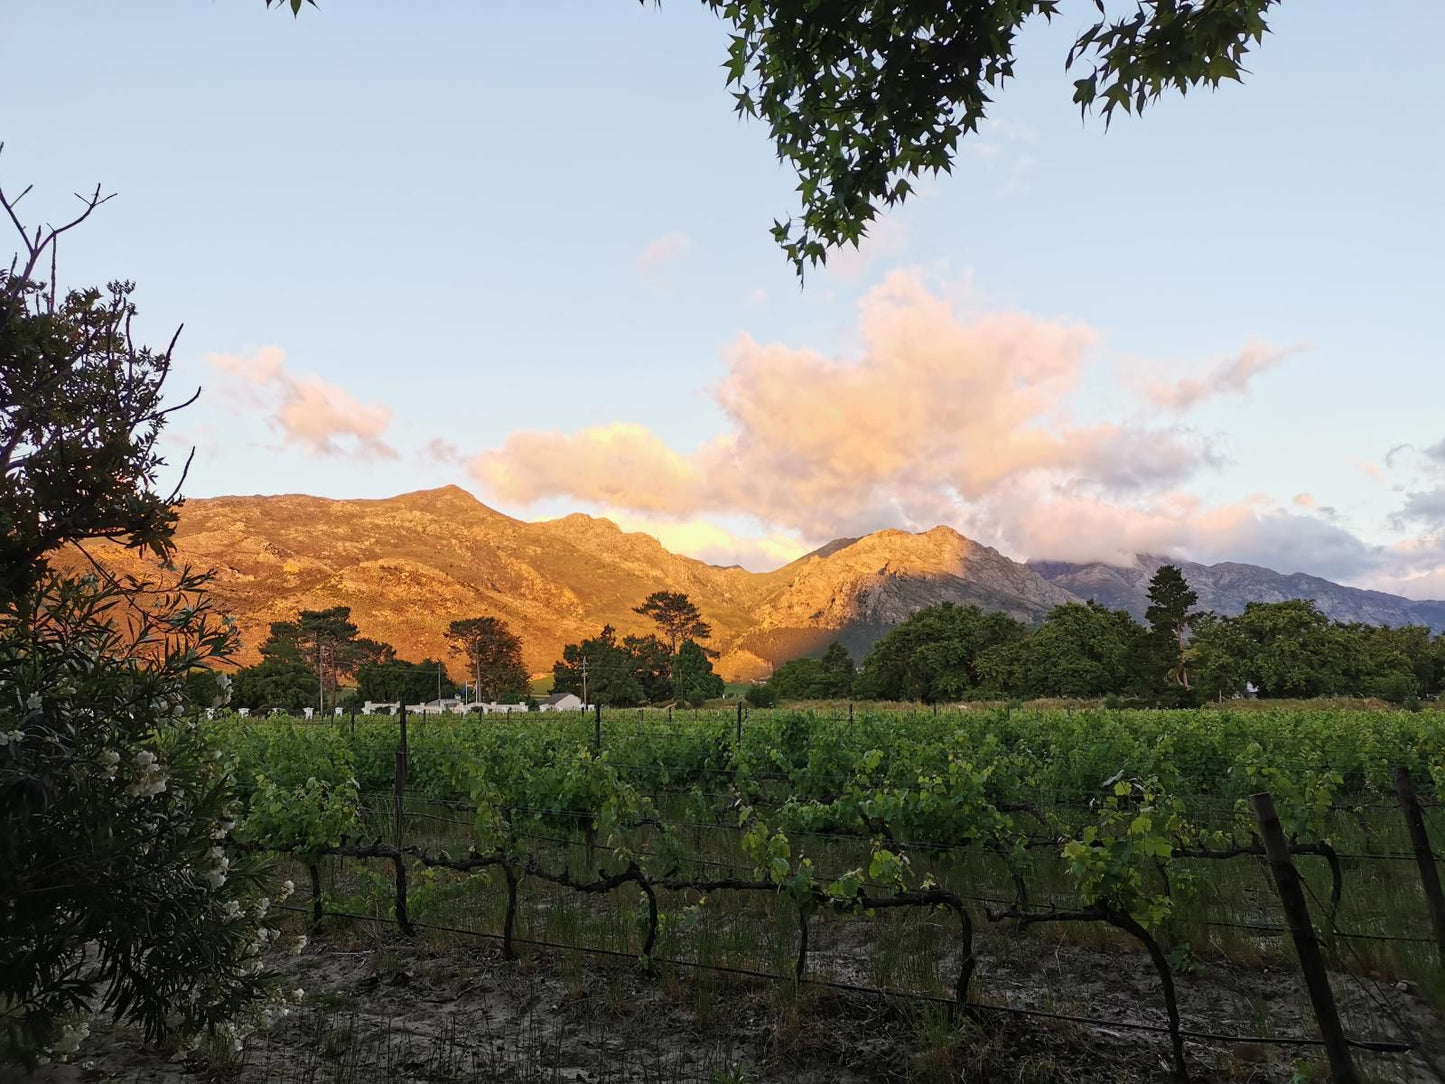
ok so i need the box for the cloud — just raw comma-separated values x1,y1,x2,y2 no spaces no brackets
1387,435,1445,529
604,512,811,571
1144,341,1298,411
472,271,1251,552
637,231,691,276
465,273,1445,596
204,347,397,459
423,438,462,464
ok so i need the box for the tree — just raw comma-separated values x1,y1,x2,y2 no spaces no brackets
552,625,645,707
261,606,390,710
1232,599,1344,699
980,602,1151,699
1,174,276,1067
744,682,779,708
819,641,856,697
673,639,725,706
446,616,530,703
623,632,674,702
1145,564,1199,689
0,189,185,605
273,1,1280,278
633,591,712,655
767,656,829,700
855,603,1026,701
231,656,317,713
1186,611,1252,701
355,657,456,705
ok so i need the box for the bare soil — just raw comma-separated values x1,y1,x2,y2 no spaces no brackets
15,920,1444,1084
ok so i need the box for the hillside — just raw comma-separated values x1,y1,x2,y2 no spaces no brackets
69,488,1445,680
1029,554,1445,631
64,487,1070,680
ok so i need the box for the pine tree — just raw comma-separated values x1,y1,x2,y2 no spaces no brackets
1145,565,1199,690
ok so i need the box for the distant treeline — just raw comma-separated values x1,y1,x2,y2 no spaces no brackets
225,591,725,713
747,565,1445,707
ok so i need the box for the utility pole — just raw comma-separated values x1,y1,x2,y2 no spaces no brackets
580,655,589,710
317,643,325,715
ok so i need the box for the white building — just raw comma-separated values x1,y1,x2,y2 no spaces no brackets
539,692,585,712
466,700,530,715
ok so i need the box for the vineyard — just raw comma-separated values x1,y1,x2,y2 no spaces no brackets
214,704,1445,1082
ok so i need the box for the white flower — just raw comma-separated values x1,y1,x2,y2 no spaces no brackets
291,987,305,1003
289,934,307,956
211,672,233,708
221,899,242,921
53,1021,89,1057
205,868,227,889
277,879,295,902
254,896,270,919
135,750,156,768
0,730,22,747
26,693,42,711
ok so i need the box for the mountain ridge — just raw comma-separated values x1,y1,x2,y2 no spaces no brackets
1028,553,1445,632
65,488,1445,680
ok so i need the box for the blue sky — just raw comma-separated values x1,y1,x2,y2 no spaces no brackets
4,1,1444,593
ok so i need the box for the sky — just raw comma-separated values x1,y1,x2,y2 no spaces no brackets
4,1,1445,595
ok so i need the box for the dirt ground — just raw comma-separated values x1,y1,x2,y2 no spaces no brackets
14,920,1444,1084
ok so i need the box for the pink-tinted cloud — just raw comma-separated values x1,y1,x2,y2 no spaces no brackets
471,272,1240,549
605,512,811,571
204,347,396,459
1144,341,1298,411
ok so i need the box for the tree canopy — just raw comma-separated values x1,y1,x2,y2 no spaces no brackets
260,605,390,710
446,615,531,703
743,595,1445,707
673,638,725,706
355,657,456,705
553,625,646,707
1144,564,1200,690
633,591,713,654
1,273,185,604
854,602,1026,701
270,0,1279,277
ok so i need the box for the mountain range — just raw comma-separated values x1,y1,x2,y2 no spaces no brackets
70,487,1445,681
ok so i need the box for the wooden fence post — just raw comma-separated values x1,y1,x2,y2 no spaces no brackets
593,701,602,752
735,700,743,747
308,862,323,930
394,704,413,935
1393,766,1445,967
1250,792,1361,1084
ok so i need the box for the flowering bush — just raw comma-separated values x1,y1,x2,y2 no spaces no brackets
0,201,286,1067
0,571,289,1067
